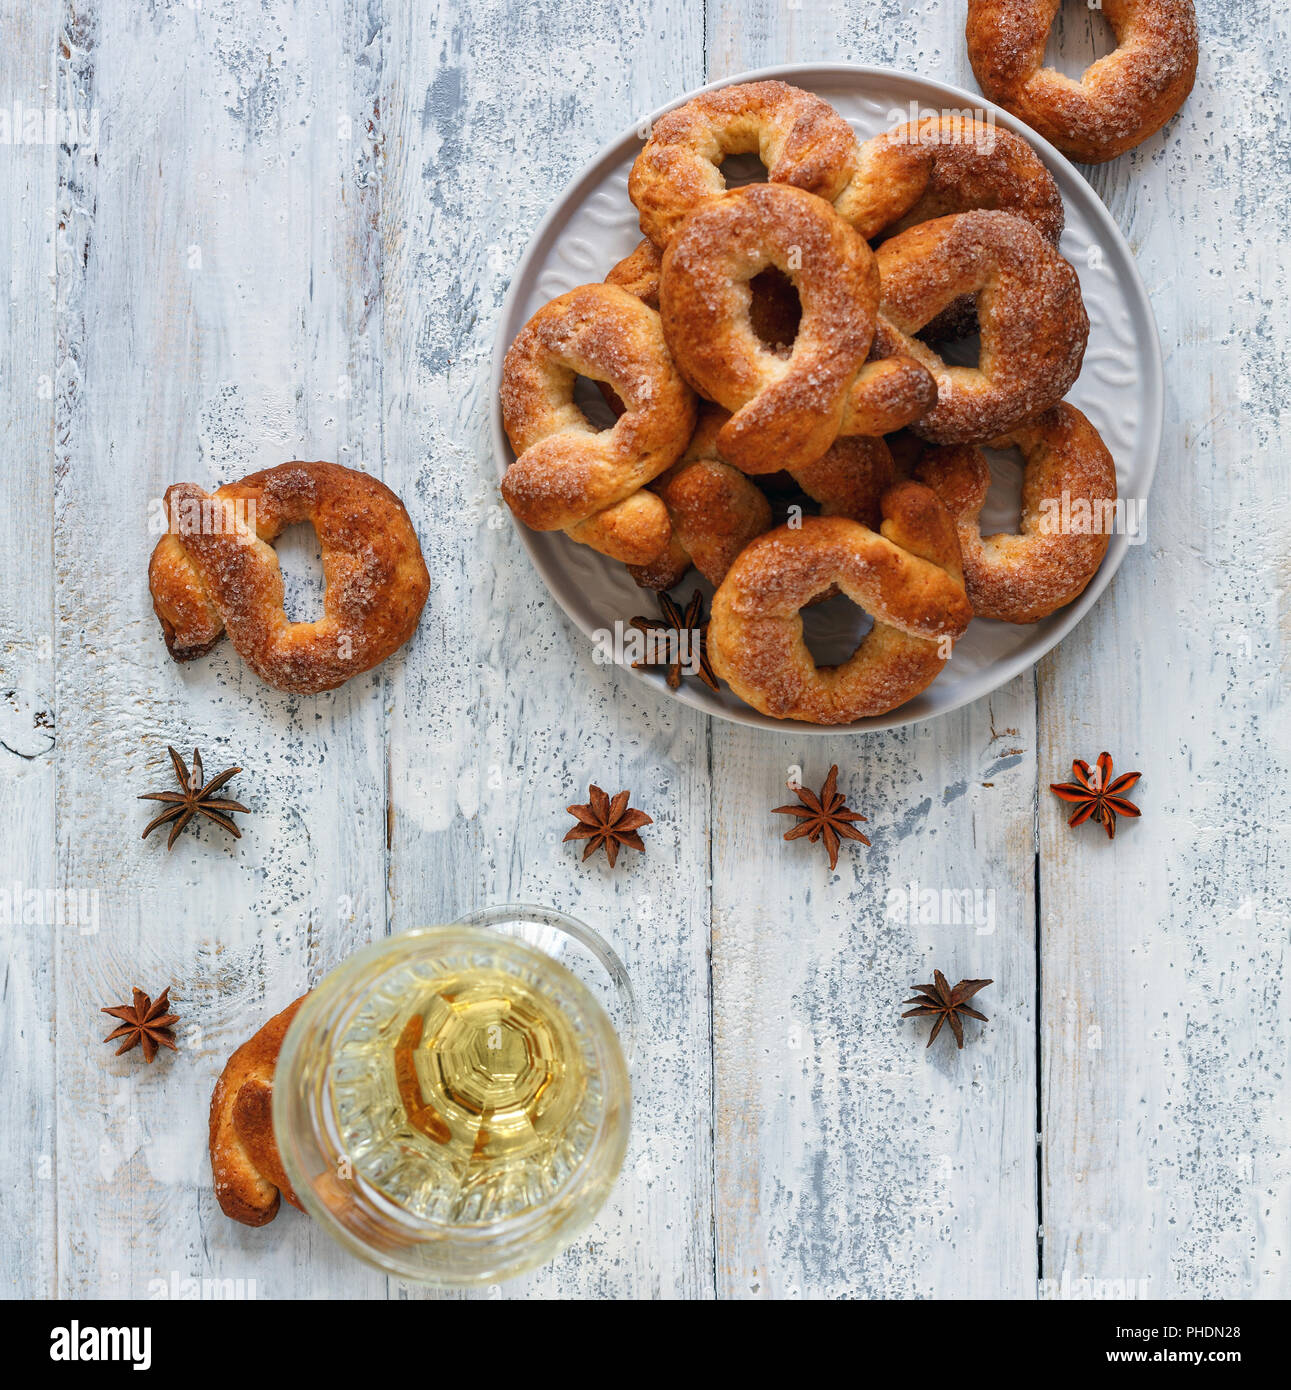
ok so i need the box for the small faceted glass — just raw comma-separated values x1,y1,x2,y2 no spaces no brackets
273,906,634,1285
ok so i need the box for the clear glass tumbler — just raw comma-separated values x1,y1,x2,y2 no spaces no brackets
273,905,634,1285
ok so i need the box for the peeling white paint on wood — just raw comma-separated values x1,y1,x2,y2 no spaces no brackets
0,1,59,1300
0,0,1285,1300
1035,3,1291,1299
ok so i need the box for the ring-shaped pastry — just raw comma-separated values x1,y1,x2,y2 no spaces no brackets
660,183,933,473
914,402,1117,622
149,462,430,694
965,0,1198,164
708,482,973,723
629,79,858,249
500,283,697,565
838,114,1064,341
837,115,1063,245
873,209,1088,445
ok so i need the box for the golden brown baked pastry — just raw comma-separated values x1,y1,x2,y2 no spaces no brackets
792,434,897,528
838,116,1064,243
708,483,973,723
604,237,666,306
626,414,896,591
872,210,1087,444
626,406,774,590
209,995,308,1227
500,283,697,565
965,0,1198,164
659,183,933,473
629,80,857,249
149,462,429,694
607,238,802,351
914,402,1117,623
839,114,1064,340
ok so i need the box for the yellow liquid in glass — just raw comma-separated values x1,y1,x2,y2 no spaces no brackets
328,962,602,1225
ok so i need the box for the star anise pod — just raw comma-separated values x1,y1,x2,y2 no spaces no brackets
139,746,249,850
564,784,653,868
629,590,718,691
902,971,992,1049
101,987,181,1063
772,764,870,871
1050,751,1141,840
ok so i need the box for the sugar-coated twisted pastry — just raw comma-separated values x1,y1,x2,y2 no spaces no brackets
659,183,935,474
837,115,1063,243
708,482,973,723
914,402,1117,623
965,0,1198,164
500,283,697,566
837,114,1064,340
872,209,1087,445
149,462,430,694
629,79,858,250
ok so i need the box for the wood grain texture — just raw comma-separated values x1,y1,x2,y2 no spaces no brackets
710,692,1039,1299
377,0,713,1298
52,0,389,1298
0,0,1285,1301
704,0,1040,1301
0,2,59,1300
1036,2,1291,1300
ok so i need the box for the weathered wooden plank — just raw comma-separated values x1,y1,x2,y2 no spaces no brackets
53,0,389,1297
12,0,1286,1304
703,4,1040,1298
379,0,715,1297
694,5,1039,1295
709,694,1039,1298
0,2,60,1299
1038,1,1291,1299
706,0,981,84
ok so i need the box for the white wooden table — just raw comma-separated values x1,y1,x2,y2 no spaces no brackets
2,0,1286,1300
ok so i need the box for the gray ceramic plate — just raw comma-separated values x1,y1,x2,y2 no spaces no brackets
490,63,1164,733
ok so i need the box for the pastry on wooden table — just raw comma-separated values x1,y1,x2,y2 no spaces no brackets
965,0,1199,163
149,461,429,695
